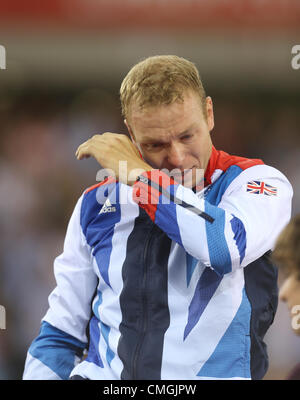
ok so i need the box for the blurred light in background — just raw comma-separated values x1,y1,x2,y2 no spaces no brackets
0,0,299,380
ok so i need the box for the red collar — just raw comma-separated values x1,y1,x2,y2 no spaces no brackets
204,146,264,186
204,146,218,186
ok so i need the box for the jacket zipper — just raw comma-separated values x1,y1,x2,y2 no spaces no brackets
131,224,156,379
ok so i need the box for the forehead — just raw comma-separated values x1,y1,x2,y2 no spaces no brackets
129,91,203,139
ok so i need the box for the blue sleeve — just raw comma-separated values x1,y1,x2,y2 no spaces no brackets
24,321,87,380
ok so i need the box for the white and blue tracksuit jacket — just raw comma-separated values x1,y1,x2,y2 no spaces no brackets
23,147,293,380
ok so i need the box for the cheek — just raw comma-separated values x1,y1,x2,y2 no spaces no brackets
191,144,208,165
140,151,162,169
192,133,211,155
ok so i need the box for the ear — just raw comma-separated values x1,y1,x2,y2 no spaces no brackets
205,97,215,132
124,119,145,160
124,119,136,143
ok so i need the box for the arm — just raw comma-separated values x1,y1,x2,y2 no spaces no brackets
23,194,98,380
132,166,293,276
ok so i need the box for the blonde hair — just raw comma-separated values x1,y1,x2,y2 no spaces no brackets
120,55,207,121
272,214,300,279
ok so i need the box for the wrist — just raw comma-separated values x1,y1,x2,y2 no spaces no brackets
126,162,153,186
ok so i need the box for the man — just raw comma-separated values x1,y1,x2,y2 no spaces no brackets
23,55,293,380
273,215,300,380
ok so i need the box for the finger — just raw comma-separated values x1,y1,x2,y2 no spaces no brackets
76,144,93,160
77,151,90,160
75,136,103,157
75,140,92,158
75,142,87,157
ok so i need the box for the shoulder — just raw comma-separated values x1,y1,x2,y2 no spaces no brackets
208,146,292,186
205,147,293,202
215,150,264,172
80,177,118,231
82,176,118,205
205,146,264,185
84,176,117,196
224,163,293,195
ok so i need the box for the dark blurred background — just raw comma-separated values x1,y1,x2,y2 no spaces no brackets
0,0,299,380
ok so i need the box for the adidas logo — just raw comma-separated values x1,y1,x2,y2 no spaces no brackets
99,198,117,214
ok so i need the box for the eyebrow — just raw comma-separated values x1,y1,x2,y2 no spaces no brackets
140,129,192,144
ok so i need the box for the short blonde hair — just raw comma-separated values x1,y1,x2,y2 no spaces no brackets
120,55,207,121
272,214,300,279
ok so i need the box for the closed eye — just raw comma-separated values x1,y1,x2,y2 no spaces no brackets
181,134,193,141
144,142,165,151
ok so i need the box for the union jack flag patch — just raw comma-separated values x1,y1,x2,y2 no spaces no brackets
246,181,277,196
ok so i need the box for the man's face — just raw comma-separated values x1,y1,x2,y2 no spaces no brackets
125,90,214,189
279,272,300,336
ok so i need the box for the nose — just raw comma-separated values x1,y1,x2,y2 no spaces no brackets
167,143,186,168
279,286,287,303
279,277,290,303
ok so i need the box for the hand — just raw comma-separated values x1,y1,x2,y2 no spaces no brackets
75,133,152,185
